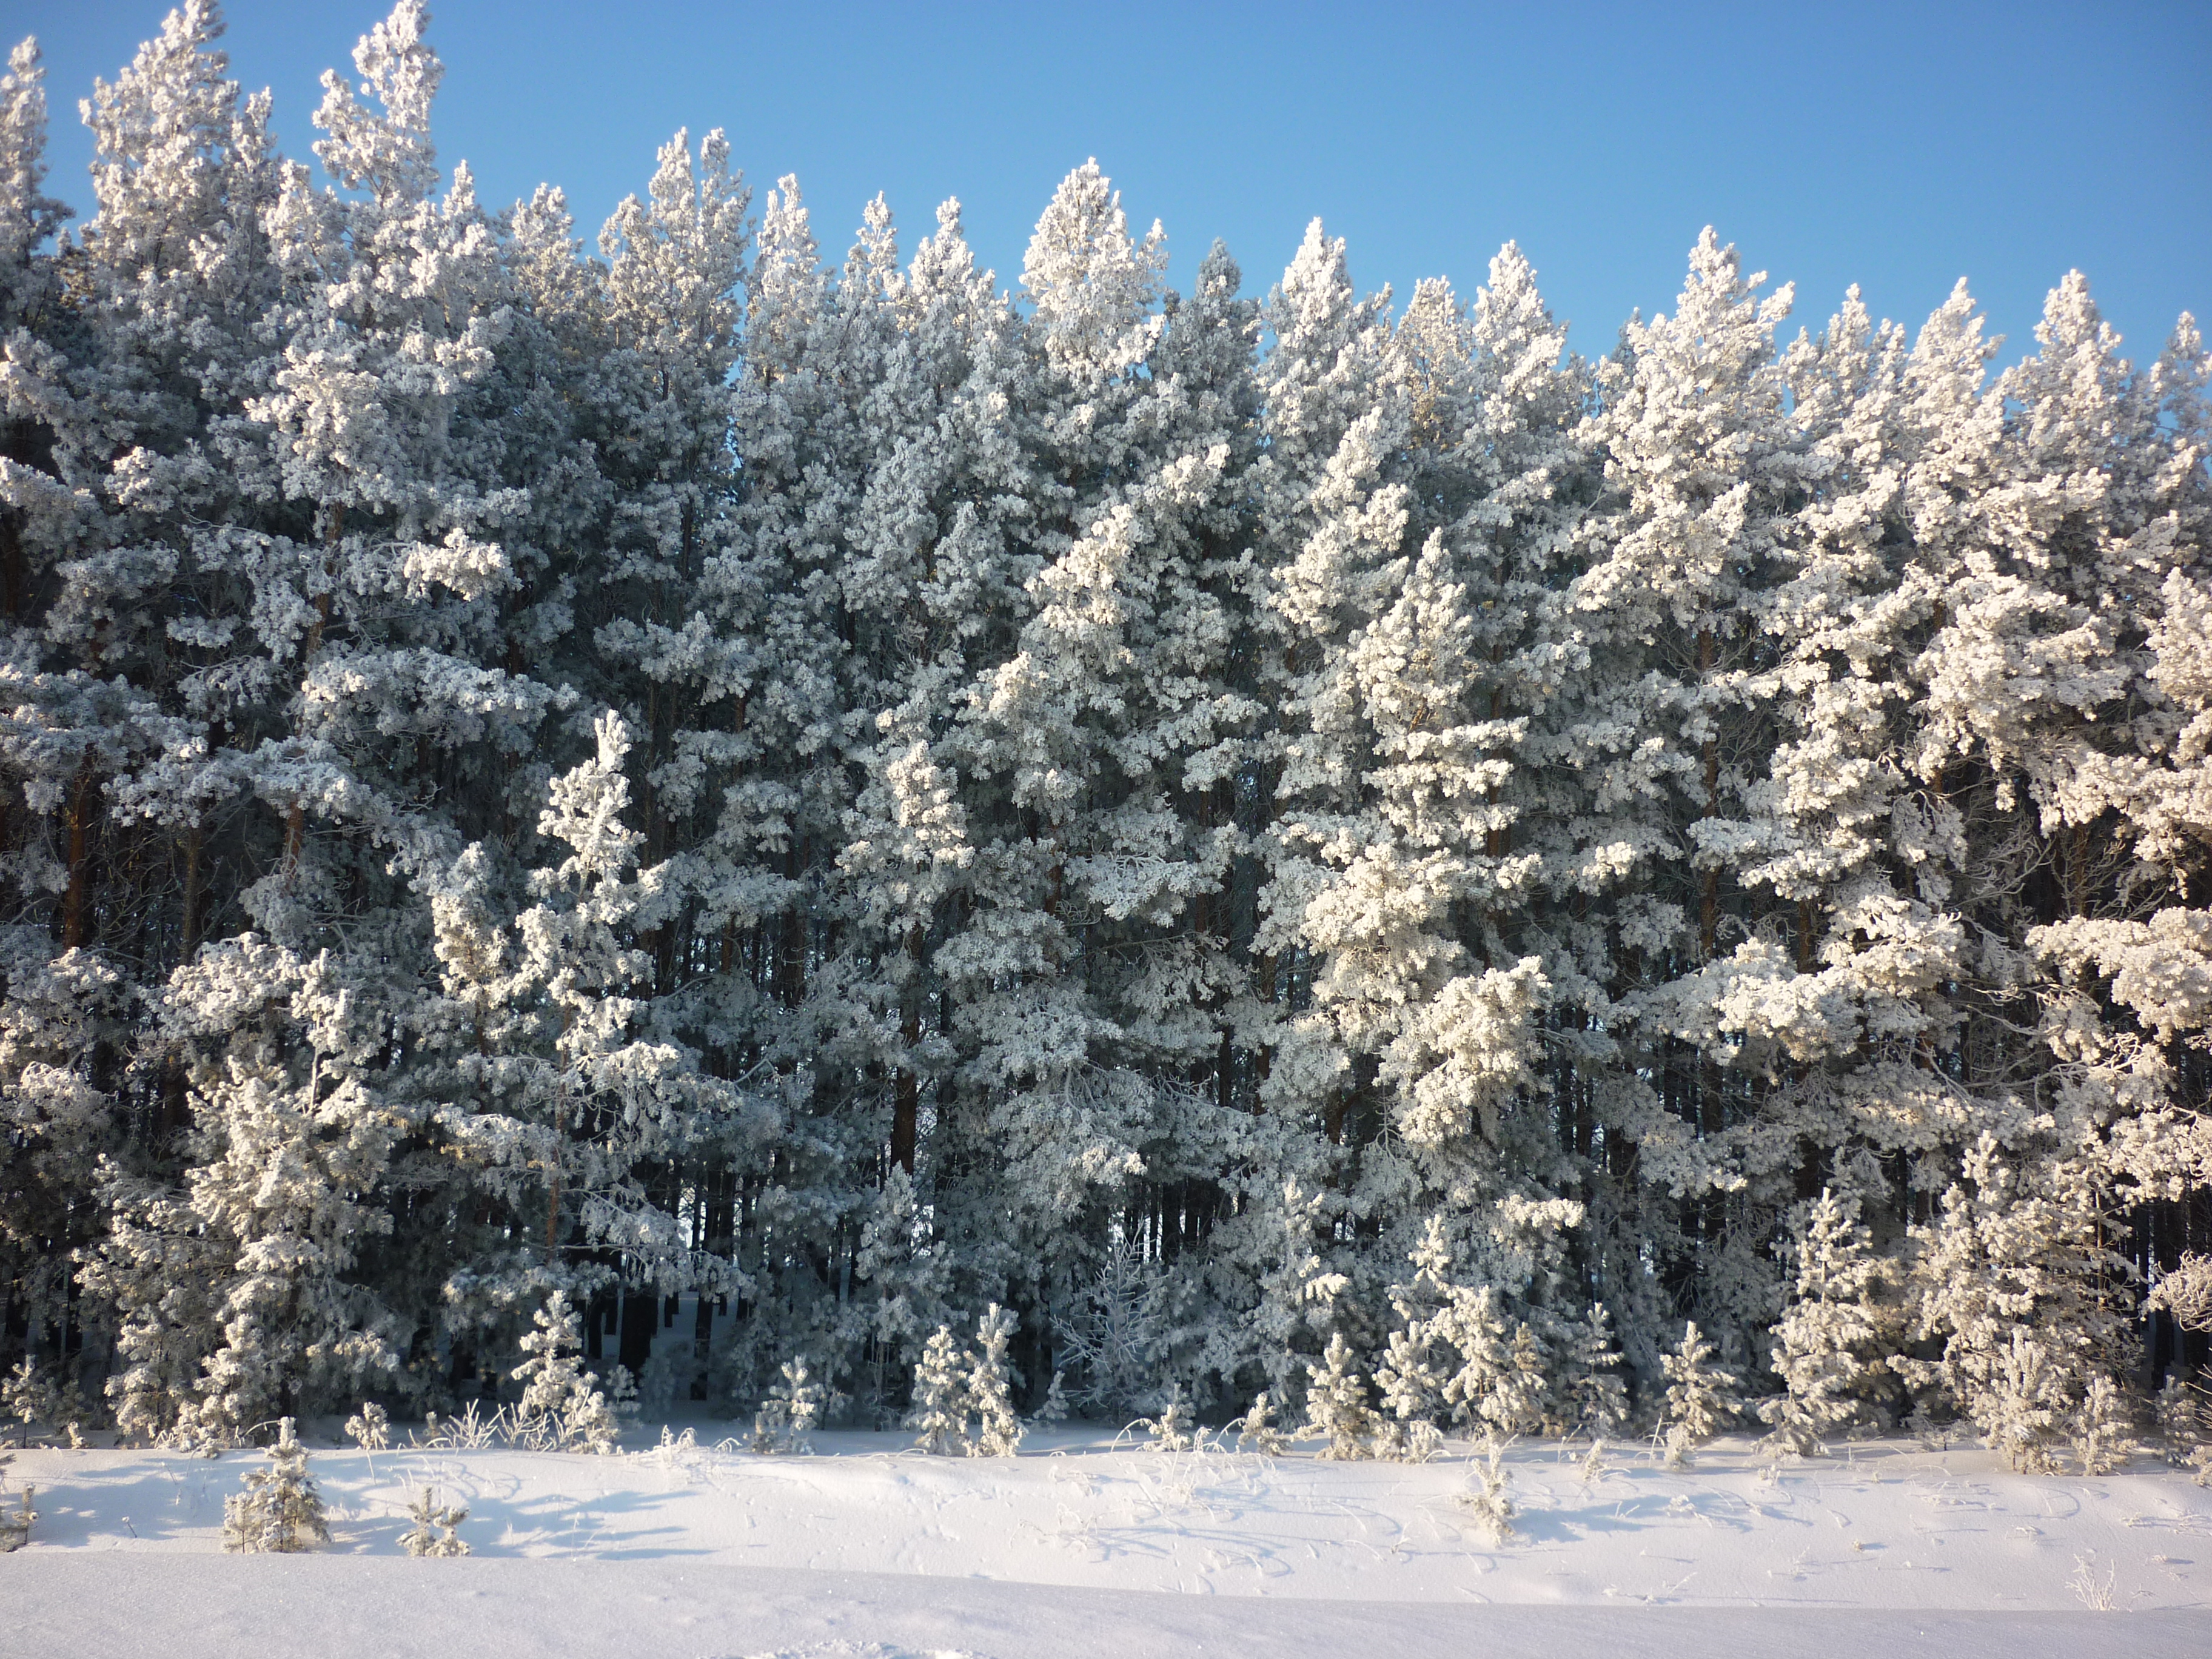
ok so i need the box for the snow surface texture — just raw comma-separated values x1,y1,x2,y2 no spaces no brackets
5,1430,2205,1658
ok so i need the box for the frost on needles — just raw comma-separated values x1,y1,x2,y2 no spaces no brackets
0,0,2208,1476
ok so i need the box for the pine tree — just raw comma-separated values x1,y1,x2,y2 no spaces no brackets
1563,1303,1631,1438
905,1324,970,1455
1302,1331,1377,1460
401,1486,469,1557
344,1401,390,1453
1140,1384,1196,1453
223,1417,328,1553
1433,1282,1513,1433
0,5,2205,1460
1899,1138,2133,1473
2154,1371,2205,1464
1235,1390,1289,1456
1458,1436,1517,1544
1661,1321,1739,1451
1758,1190,1891,1455
752,1358,827,1454
512,1289,616,1454
966,1304,1024,1457
2073,1371,2134,1476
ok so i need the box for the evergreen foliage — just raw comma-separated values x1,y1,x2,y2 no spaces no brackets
0,1,2205,1453
905,1326,970,1455
401,1486,469,1556
1661,1322,1740,1453
221,1417,328,1553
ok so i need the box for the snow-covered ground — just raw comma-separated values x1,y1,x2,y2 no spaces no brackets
5,1426,2206,1657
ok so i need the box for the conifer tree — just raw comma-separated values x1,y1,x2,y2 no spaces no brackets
966,1304,1024,1457
223,1416,328,1553
1758,1190,1891,1454
906,1324,970,1455
1661,1321,1740,1449
1302,1330,1378,1460
401,1486,469,1556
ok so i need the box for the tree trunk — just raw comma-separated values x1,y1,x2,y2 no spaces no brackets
62,752,95,950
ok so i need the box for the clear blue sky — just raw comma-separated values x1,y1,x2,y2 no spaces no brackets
18,1,2211,368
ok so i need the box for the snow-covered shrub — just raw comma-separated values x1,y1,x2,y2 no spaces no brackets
344,1401,390,1453
1661,1321,1739,1452
1458,1437,1516,1543
512,1290,618,1455
966,1305,1024,1457
222,1418,328,1553
401,1486,469,1557
906,1326,970,1456
1303,1332,1378,1460
420,1403,501,1452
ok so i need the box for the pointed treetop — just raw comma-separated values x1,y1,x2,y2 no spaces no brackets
312,0,442,204
0,36,71,272
1022,157,1166,375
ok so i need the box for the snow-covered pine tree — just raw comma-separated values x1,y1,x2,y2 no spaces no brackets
1561,1302,1630,1438
401,1486,469,1556
1566,232,1810,1383
429,711,753,1372
0,8,276,1406
342,1401,389,1455
1235,1389,1289,1456
512,1289,617,1454
1661,1320,1740,1452
966,1304,1023,1456
0,1,2204,1454
1459,1436,1517,1543
1758,1189,1891,1455
906,1324,970,1455
222,1416,327,1552
833,191,1030,1387
1376,1218,1453,1458
1302,1330,1377,1460
1898,1136,2133,1473
91,939,410,1447
1432,1281,1513,1433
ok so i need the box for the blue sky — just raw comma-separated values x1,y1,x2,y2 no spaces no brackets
19,1,2211,368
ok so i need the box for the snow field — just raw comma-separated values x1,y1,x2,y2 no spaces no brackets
4,1429,2208,1655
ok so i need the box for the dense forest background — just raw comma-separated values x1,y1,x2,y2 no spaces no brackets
3,2,2208,1463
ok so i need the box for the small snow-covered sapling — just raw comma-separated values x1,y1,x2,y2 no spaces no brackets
1236,1390,1289,1457
906,1325,971,1455
967,1305,1024,1458
223,1418,329,1554
344,1400,390,1453
1303,1332,1378,1461
1460,1436,1517,1543
402,1486,470,1557
1139,1384,1196,1453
